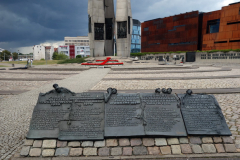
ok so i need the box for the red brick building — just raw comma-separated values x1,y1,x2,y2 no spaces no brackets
141,11,200,52
141,2,240,52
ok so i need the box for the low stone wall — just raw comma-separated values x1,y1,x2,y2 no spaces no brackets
196,52,240,63
15,136,240,158
138,53,186,63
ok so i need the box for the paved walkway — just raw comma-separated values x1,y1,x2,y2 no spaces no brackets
0,68,110,160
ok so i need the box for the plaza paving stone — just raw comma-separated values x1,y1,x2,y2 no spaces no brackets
0,68,110,160
2,65,240,159
91,78,240,90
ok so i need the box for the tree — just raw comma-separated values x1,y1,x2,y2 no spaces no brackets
52,52,58,60
29,53,33,55
12,52,18,60
0,50,11,61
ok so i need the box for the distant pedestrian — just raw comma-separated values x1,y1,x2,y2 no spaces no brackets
26,59,29,68
31,59,33,67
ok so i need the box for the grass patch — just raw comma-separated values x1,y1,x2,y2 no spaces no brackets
57,58,86,64
0,65,8,67
197,49,240,53
3,60,61,65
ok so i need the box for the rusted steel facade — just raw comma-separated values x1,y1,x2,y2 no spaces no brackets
141,11,199,52
142,2,240,52
202,2,240,50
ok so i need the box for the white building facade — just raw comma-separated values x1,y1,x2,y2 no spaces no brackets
33,45,45,60
75,46,90,57
58,46,69,57
58,45,90,58
64,37,89,46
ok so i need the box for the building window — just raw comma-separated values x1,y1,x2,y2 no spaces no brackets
105,18,113,40
128,16,131,34
94,23,104,40
144,27,149,31
117,21,127,38
88,15,92,33
206,19,220,34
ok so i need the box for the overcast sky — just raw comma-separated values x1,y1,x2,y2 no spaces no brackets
0,0,238,54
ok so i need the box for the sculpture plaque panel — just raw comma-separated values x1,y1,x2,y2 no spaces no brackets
27,84,105,140
27,93,72,139
141,93,187,136
105,93,145,137
59,92,105,140
180,92,231,136
27,85,231,140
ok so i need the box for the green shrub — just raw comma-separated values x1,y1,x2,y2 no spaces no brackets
52,52,68,60
40,58,45,60
198,48,240,53
57,53,68,60
76,55,82,59
57,58,86,64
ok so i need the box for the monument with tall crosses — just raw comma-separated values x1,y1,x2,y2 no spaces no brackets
88,0,132,57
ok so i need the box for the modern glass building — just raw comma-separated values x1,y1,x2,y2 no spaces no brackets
131,19,141,53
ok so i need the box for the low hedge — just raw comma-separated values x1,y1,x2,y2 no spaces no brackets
57,58,86,64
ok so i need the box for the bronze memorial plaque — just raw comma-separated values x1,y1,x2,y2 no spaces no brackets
105,90,187,137
105,93,145,137
58,92,105,140
27,85,231,140
141,93,187,136
180,92,231,136
27,91,73,139
27,84,105,140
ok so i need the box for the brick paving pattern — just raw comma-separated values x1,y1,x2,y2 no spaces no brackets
1,64,240,159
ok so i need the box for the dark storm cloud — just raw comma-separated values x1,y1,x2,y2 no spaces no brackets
0,0,88,51
0,0,239,53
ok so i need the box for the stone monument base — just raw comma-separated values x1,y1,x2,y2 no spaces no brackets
12,136,240,159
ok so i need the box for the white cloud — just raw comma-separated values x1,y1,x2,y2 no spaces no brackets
12,40,64,54
40,40,64,48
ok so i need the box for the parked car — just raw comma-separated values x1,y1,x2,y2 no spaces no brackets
19,58,28,61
